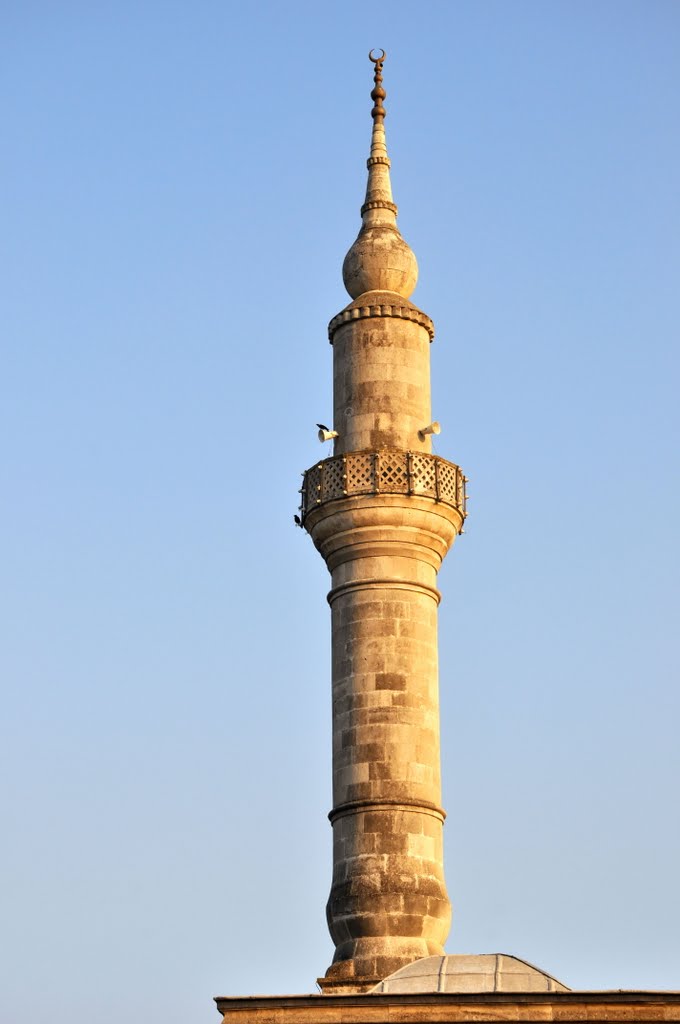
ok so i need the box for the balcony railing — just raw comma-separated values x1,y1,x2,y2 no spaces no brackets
300,449,467,523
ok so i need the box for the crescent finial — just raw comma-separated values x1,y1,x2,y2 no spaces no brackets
368,48,387,120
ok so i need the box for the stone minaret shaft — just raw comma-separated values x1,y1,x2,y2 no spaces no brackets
301,51,466,995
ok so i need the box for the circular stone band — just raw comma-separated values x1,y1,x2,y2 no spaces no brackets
360,198,398,216
327,577,442,608
328,797,446,824
328,302,435,342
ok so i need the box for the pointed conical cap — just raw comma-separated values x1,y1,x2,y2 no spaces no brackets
342,50,418,300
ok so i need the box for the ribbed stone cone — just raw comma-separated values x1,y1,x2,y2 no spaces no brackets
342,58,418,300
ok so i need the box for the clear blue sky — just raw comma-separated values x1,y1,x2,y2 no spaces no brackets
2,3,679,1023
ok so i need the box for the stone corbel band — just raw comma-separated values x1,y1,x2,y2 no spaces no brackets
328,303,435,342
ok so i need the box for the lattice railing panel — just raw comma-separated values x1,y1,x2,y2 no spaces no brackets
456,469,466,510
322,459,345,500
304,464,322,513
410,453,437,497
300,449,467,524
378,450,409,493
345,452,374,493
437,461,458,504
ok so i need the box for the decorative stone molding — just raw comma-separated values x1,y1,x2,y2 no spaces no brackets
300,448,467,522
328,302,435,342
327,577,442,607
328,798,446,825
360,198,398,216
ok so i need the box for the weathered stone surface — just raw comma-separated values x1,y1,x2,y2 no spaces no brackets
343,226,418,299
306,487,462,986
332,312,433,454
215,991,680,1024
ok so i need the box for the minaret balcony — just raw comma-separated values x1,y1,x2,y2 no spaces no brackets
300,449,467,524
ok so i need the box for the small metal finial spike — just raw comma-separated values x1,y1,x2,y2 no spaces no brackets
368,48,387,120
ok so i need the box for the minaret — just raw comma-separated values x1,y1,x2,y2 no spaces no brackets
215,46,679,1024
300,51,467,994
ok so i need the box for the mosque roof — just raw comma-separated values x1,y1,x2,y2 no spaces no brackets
371,954,570,994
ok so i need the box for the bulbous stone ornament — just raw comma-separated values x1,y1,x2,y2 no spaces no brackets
342,223,418,299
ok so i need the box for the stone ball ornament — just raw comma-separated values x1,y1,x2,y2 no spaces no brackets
342,225,419,299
